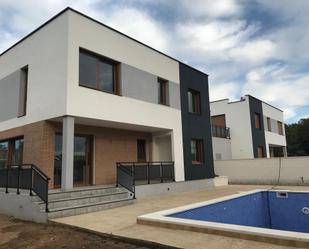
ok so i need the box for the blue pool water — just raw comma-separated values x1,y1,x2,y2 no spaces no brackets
168,191,309,233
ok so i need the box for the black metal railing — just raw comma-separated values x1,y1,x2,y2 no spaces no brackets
0,164,50,212
116,161,175,198
212,125,231,139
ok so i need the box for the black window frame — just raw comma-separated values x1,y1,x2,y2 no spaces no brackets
0,136,24,168
254,113,261,129
79,48,120,95
188,89,201,115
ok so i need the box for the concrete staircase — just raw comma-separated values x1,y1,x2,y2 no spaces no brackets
35,186,134,219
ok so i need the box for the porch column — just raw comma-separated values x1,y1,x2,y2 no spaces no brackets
283,146,288,157
61,116,75,190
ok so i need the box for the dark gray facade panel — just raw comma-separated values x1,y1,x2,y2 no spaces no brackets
179,63,215,180
0,70,23,122
248,96,267,157
121,63,180,109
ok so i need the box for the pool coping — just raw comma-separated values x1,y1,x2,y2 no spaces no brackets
137,189,309,247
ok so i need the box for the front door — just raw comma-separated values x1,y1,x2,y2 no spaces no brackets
54,134,93,187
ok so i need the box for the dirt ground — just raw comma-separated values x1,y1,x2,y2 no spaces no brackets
0,214,176,249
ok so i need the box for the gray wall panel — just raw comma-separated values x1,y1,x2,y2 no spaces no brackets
0,70,22,122
121,63,180,109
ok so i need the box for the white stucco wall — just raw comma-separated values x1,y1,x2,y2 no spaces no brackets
210,97,253,159
0,13,69,132
212,137,232,160
262,102,287,157
215,157,309,185
64,10,185,181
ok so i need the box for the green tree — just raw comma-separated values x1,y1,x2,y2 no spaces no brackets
285,118,309,156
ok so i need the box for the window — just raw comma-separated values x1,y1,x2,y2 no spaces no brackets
257,146,264,158
267,117,271,132
188,89,201,114
158,78,169,105
18,66,28,117
277,121,283,135
191,139,204,164
255,113,261,129
79,49,119,94
137,139,147,162
0,137,24,168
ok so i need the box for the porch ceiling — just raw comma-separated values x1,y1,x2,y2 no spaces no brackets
50,116,171,133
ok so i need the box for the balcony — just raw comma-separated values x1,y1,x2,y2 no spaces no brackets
212,125,231,139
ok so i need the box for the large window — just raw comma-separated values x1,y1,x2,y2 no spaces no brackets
158,78,169,105
188,89,201,114
190,139,204,164
255,113,261,129
79,49,119,94
0,137,24,168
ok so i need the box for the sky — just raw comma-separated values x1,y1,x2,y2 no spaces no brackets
0,0,308,123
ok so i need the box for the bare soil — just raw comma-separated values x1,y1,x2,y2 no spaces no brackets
0,214,176,249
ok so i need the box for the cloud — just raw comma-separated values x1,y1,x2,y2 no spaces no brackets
0,0,308,123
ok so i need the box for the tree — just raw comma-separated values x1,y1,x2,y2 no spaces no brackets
285,118,309,156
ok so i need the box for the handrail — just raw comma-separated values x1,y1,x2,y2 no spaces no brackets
116,161,175,195
212,125,231,139
116,163,135,198
0,164,49,212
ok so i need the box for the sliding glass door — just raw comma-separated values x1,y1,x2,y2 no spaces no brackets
54,134,93,187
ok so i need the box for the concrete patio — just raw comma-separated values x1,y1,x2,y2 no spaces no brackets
52,185,309,249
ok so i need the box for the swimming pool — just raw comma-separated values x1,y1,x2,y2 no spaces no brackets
138,190,309,246
168,190,309,233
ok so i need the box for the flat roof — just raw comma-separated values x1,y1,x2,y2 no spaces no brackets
0,7,208,76
210,95,283,112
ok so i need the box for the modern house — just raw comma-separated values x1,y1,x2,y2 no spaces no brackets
210,95,287,160
0,5,216,214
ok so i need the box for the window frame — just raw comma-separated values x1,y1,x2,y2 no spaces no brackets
158,77,169,106
18,66,28,118
188,89,201,115
254,113,261,129
257,146,264,158
0,137,24,168
190,139,204,164
267,117,271,132
137,139,147,162
79,48,120,95
277,121,283,135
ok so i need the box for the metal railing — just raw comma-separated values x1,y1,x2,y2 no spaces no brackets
116,161,175,198
212,125,231,139
0,164,50,212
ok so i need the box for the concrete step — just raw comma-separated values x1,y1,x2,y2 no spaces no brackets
47,197,134,219
37,191,131,210
48,186,127,201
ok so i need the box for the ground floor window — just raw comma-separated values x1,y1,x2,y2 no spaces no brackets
137,139,147,162
191,139,204,164
0,137,24,168
257,146,264,158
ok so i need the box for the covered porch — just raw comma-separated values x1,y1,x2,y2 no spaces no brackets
52,116,177,191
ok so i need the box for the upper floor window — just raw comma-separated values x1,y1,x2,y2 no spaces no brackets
267,117,271,132
158,78,169,105
191,139,204,164
255,113,261,129
277,121,283,135
18,66,28,117
188,89,201,114
79,49,119,94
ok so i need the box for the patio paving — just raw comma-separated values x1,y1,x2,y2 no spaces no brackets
52,185,309,249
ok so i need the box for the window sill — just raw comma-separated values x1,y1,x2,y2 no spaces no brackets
79,84,121,96
188,111,202,116
192,161,203,165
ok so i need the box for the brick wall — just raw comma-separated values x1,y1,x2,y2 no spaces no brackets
1,121,152,188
